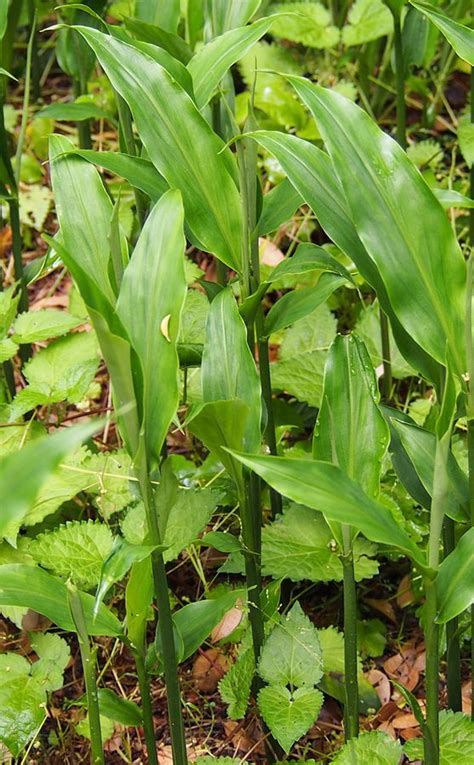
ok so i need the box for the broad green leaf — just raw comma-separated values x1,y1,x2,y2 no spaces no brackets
267,243,353,284
404,711,474,763
96,688,142,726
0,565,122,636
125,556,153,649
0,673,45,756
12,309,83,344
202,289,261,453
0,337,18,362
257,178,302,236
342,0,393,46
95,537,156,614
262,504,378,582
435,528,474,623
76,713,114,743
333,730,403,764
74,26,242,271
29,633,70,693
313,334,389,498
244,129,441,383
0,422,100,540
257,685,323,753
28,521,114,591
219,647,254,719
258,602,323,687
188,16,280,109
271,3,339,49
228,452,424,564
434,188,474,209
123,16,192,64
410,2,474,65
210,0,261,34
0,0,7,40
288,78,466,375
135,0,180,32
65,149,167,201
36,101,113,123
270,303,336,408
264,274,346,337
117,190,186,463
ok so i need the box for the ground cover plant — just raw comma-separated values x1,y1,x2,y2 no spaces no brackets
0,0,473,763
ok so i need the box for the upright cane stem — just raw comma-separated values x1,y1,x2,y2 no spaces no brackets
392,12,406,149
443,517,462,711
341,526,359,740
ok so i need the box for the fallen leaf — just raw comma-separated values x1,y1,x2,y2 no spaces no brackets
211,602,244,642
193,648,228,693
365,598,397,623
259,238,284,267
397,574,416,608
392,713,419,730
366,669,391,705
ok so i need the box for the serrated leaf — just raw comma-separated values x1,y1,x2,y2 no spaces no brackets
28,521,114,590
258,602,323,687
271,303,336,407
219,647,254,719
342,0,393,47
19,185,52,230
29,633,70,692
404,711,474,763
333,730,403,764
85,449,135,519
257,685,323,753
12,310,83,344
0,336,18,362
0,674,46,756
262,503,378,582
271,3,339,48
0,285,20,337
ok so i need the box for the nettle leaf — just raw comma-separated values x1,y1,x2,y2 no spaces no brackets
271,3,339,49
0,337,18,362
85,449,135,519
342,0,393,47
0,670,45,756
404,711,474,763
258,602,323,688
28,521,114,590
219,646,254,720
271,303,336,408
10,331,100,419
333,730,403,764
19,185,53,230
262,503,379,582
29,633,70,693
12,310,83,344
257,685,323,753
318,626,360,674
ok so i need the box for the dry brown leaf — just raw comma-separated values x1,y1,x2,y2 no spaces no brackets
259,238,284,267
462,681,472,716
397,574,416,608
376,720,397,739
192,648,228,693
366,669,391,705
383,652,419,692
392,713,419,730
375,701,399,723
223,719,265,755
365,598,397,623
211,602,243,642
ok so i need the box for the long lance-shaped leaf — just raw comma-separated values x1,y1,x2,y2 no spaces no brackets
0,565,122,636
74,26,242,271
135,0,180,33
410,2,474,65
288,78,466,375
313,334,389,499
264,274,347,336
202,288,262,453
0,422,100,539
188,15,280,109
435,528,474,623
228,452,425,566
116,190,187,463
65,149,167,201
123,16,192,64
211,0,262,34
243,130,441,384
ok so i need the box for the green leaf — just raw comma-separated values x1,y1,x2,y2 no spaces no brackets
271,3,339,49
228,452,425,564
435,528,474,623
265,274,347,337
163,488,219,562
96,688,142,726
258,178,302,236
258,602,323,687
76,713,114,743
0,673,45,756
0,564,122,636
29,633,70,692
64,149,167,200
333,730,403,764
123,16,192,64
219,647,254,719
244,129,441,383
36,101,114,122
262,503,378,582
210,0,261,34
404,711,474,763
201,289,261,453
288,78,466,375
458,117,474,168
10,331,100,418
342,0,393,46
410,2,474,64
189,16,280,109
267,243,353,284
12,309,83,344
0,422,100,540
178,289,208,346
434,188,474,209
257,685,323,753
135,0,180,32
116,190,187,463
271,303,336,408
313,334,389,498
75,26,242,271
28,521,114,590
0,284,20,337
0,336,18,362
95,537,156,614
355,301,415,380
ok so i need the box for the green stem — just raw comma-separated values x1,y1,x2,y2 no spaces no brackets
443,517,462,711
116,95,147,228
469,419,474,722
68,585,104,765
392,12,406,149
134,649,159,765
380,309,392,401
137,469,187,765
341,526,359,740
256,318,282,518
424,577,440,765
27,0,40,102
239,482,265,663
74,78,92,150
